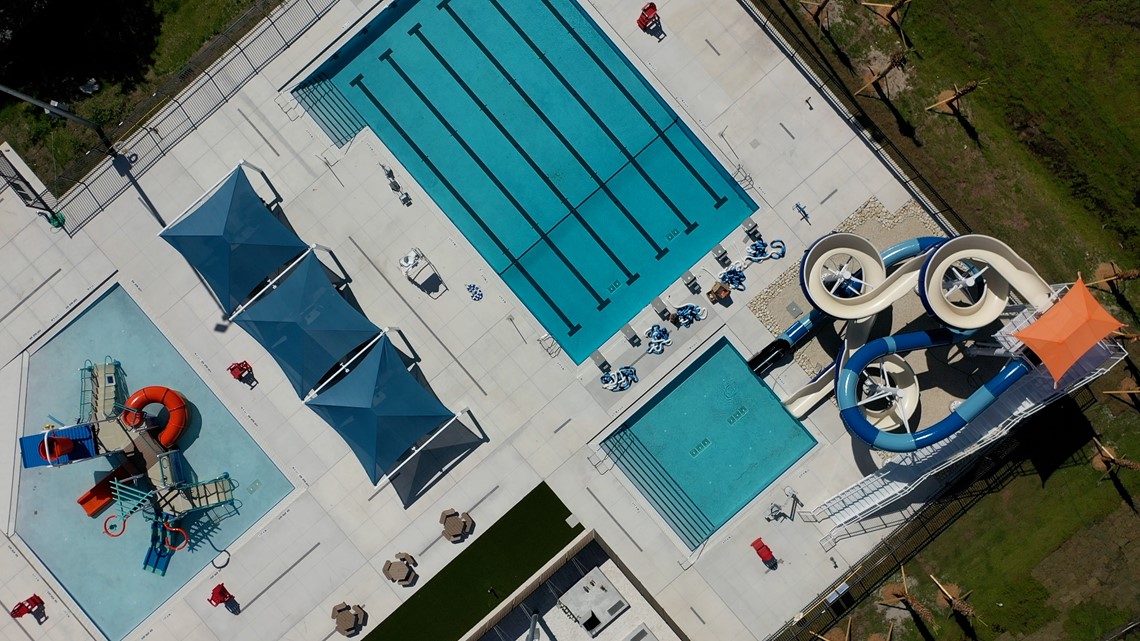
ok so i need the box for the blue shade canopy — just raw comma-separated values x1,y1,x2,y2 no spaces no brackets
306,335,454,484
236,253,381,396
160,167,308,313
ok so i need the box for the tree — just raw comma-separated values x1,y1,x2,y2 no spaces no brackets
0,0,161,100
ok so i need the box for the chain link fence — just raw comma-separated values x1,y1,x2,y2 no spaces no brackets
24,0,339,236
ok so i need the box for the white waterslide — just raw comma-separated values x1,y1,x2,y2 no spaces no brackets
802,233,1054,330
918,235,1054,329
784,363,835,419
801,234,929,321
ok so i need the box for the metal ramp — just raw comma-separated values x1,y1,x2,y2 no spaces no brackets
805,336,1125,550
154,474,236,517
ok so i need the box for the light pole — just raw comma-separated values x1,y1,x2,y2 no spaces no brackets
0,83,118,157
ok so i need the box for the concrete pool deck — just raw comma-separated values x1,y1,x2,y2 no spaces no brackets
1,0,944,639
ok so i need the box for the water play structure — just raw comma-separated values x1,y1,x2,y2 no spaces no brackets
18,357,237,575
750,233,1125,545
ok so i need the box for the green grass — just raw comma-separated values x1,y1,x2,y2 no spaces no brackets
0,0,261,185
772,0,1140,280
755,7,1140,636
364,483,584,641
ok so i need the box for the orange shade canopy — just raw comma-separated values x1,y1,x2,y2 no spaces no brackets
1014,277,1123,383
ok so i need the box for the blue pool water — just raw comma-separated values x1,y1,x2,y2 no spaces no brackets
16,287,293,640
601,338,816,549
300,0,757,363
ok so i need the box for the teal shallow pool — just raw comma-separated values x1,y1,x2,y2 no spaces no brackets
602,338,816,549
299,0,757,363
16,287,293,641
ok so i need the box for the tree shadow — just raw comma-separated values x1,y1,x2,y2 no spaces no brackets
0,0,162,98
951,611,980,640
905,605,938,641
872,83,921,146
1107,471,1137,515
953,109,982,147
820,24,855,72
1108,281,1140,325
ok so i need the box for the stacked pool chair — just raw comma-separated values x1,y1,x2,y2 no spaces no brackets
673,304,707,328
746,238,786,262
644,325,672,355
720,264,747,291
600,366,639,392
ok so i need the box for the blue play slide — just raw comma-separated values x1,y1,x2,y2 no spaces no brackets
836,329,1032,452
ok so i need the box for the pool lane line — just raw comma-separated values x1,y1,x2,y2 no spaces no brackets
409,24,640,287
346,236,487,396
379,52,612,313
349,74,581,336
438,0,668,261
532,0,730,212
477,0,701,237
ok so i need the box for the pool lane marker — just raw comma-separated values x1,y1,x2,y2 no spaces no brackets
530,0,729,212
479,0,702,235
379,51,612,313
349,72,581,335
409,24,640,288
438,0,669,261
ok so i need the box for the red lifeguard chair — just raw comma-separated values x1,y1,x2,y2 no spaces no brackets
636,2,660,31
9,594,44,619
227,361,253,381
751,537,779,570
208,583,234,607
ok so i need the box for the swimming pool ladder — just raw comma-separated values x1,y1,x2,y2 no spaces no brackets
732,164,754,189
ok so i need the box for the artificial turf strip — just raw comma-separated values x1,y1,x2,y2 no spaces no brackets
364,482,584,641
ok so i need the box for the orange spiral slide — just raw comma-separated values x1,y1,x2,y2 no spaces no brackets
121,386,189,448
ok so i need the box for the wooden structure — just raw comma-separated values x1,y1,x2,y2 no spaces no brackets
800,0,831,22
925,80,984,114
856,51,907,97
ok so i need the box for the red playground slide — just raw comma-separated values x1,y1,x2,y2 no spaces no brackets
77,464,133,517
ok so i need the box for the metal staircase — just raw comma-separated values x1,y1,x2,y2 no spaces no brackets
292,73,367,148
805,333,1125,550
79,357,124,423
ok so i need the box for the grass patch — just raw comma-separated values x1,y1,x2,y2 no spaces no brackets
364,483,584,641
0,0,261,185
757,0,1139,280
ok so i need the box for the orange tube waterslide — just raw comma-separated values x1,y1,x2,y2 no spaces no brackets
120,386,189,448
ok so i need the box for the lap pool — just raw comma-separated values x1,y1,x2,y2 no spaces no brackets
16,287,292,640
601,338,816,549
297,0,757,363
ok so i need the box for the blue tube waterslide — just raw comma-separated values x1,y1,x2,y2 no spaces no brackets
755,234,1037,452
837,330,1031,451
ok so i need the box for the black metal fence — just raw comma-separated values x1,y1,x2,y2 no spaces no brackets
764,432,1021,639
738,0,973,236
29,0,339,236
